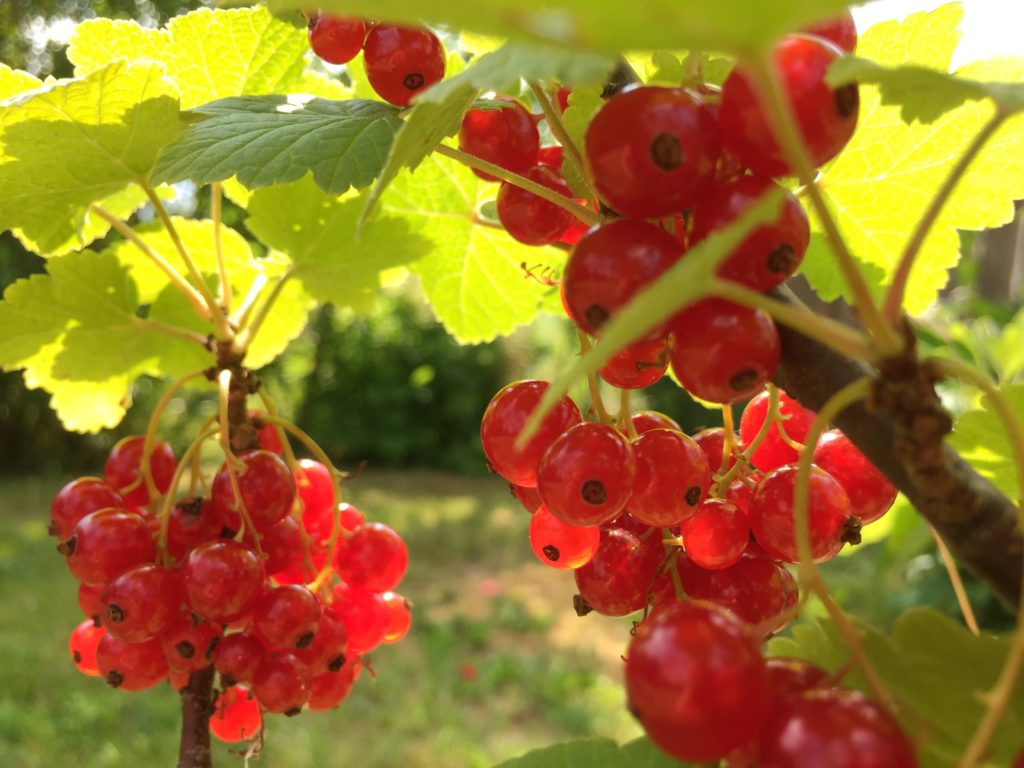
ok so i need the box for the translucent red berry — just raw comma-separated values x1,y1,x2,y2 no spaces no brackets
626,601,769,763
104,435,176,507
295,458,336,544
335,521,408,592
480,380,582,487
496,164,574,245
600,339,668,389
50,477,126,539
381,592,412,643
719,35,859,177
537,422,636,527
691,177,810,291
295,611,349,674
630,428,710,527
812,429,897,524
585,86,720,217
101,564,182,643
308,657,362,711
250,411,283,454
63,508,155,586
328,581,389,653
252,652,314,715
254,515,304,576
528,505,600,570
574,527,664,616
803,11,858,54
166,496,224,561
160,615,223,674
680,498,749,570
692,427,738,476
213,631,265,685
182,540,266,624
211,685,262,742
764,657,831,701
631,410,681,435
562,219,684,337
78,582,104,623
739,390,817,473
211,449,296,533
307,14,366,65
96,634,168,691
252,585,322,651
669,299,780,404
363,24,445,107
747,465,855,564
70,620,106,677
459,98,540,181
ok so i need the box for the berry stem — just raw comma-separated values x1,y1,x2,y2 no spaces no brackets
662,540,685,601
256,388,300,473
792,377,898,711
713,386,779,495
741,52,902,358
133,317,211,349
577,329,612,424
140,370,207,505
211,182,232,312
527,81,592,195
434,144,602,226
232,266,297,356
720,404,739,470
231,273,269,329
884,112,1006,322
769,383,806,453
619,388,638,439
258,414,348,484
928,524,980,636
89,203,210,321
142,185,234,343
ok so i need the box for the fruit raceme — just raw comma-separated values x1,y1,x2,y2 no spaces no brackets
52,402,413,747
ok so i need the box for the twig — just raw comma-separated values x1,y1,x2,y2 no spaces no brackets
211,182,232,311
232,267,298,355
929,524,980,636
528,81,592,195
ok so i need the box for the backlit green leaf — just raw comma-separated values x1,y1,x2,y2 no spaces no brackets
0,65,42,101
492,737,686,768
947,382,1024,501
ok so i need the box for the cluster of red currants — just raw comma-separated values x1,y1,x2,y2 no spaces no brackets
56,419,411,744
307,13,445,107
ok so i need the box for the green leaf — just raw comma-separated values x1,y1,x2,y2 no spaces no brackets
0,65,42,101
801,5,1024,314
947,382,1024,501
152,96,402,195
0,251,211,432
828,56,1024,124
560,86,604,195
492,737,687,768
378,154,569,343
363,40,614,220
769,608,1023,767
267,0,854,55
68,7,314,110
246,176,429,313
0,60,186,256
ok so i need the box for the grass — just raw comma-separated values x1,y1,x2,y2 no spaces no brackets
0,472,640,768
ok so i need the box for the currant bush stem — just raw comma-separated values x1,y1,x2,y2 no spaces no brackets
741,52,902,358
434,144,602,226
793,377,898,711
211,182,232,311
884,112,1006,322
708,278,878,365
928,524,980,636
577,329,612,424
527,81,592,196
217,369,263,556
142,184,233,342
232,266,298,356
90,203,210,320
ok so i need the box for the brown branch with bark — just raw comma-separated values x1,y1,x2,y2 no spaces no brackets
771,288,1023,610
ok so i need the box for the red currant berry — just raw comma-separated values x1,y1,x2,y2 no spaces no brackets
104,435,176,507
668,299,780,404
182,540,266,624
758,689,918,768
537,423,636,527
497,164,574,246
334,521,408,592
363,24,445,107
101,564,182,643
308,657,362,711
511,484,543,513
459,98,540,181
528,505,600,570
213,632,265,685
725,473,761,515
62,508,155,586
70,620,106,677
691,177,810,291
719,35,859,177
631,410,681,435
630,428,710,527
294,611,349,674
160,615,223,673
252,652,313,715
803,11,858,54
555,86,572,113
536,145,564,170
381,592,412,643
739,390,817,473
812,429,897,524
307,14,366,65
574,527,664,616
249,411,283,454
166,496,224,561
253,515,304,576
599,339,668,389
211,685,262,742
252,585,322,651
585,86,720,217
480,380,582,487
295,458,336,544
748,465,855,563
96,634,168,691
211,450,296,533
562,219,684,337
626,601,769,763
50,477,126,539
692,427,738,476
328,581,390,653
764,657,831,702
78,582,104,623
680,498,749,570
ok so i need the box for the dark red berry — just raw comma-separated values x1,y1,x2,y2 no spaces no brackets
160,616,223,673
497,164,574,245
166,496,224,561
295,611,349,674
96,634,168,691
252,585,322,651
585,86,720,217
213,632,265,684
101,564,182,643
307,657,362,711
363,24,445,107
574,527,664,616
252,652,313,715
803,11,858,54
